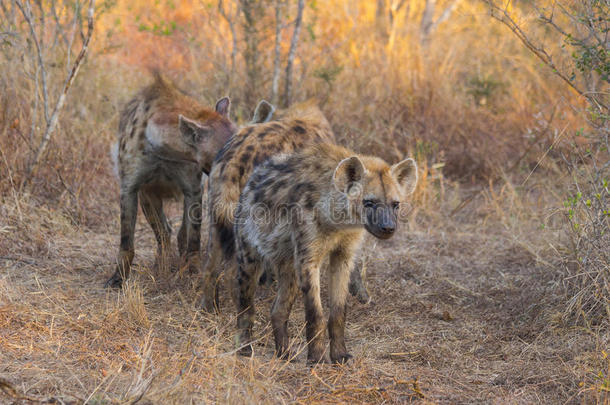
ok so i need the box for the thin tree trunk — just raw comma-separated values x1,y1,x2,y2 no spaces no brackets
421,0,458,47
240,0,264,107
282,0,304,108
375,0,388,40
387,0,406,51
420,0,436,46
271,0,283,105
219,0,238,90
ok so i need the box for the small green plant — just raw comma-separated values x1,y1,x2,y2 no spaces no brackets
313,64,343,86
313,63,343,104
137,19,177,36
466,75,505,106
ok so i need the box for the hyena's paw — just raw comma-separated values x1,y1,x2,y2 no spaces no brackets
349,266,371,305
349,282,371,305
104,271,124,289
152,251,176,274
199,294,219,314
179,253,202,275
237,343,253,357
307,349,329,365
331,352,353,364
275,348,297,362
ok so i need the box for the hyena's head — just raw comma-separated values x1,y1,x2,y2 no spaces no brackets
178,97,237,174
333,155,418,239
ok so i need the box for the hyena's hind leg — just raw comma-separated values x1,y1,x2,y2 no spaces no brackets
106,188,138,288
178,183,203,275
139,188,172,275
270,261,298,360
235,234,264,357
200,223,225,313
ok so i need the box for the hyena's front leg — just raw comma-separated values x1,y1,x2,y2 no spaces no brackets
200,223,225,313
177,212,187,258
296,249,327,363
328,247,354,363
106,189,138,288
271,262,298,360
180,185,203,274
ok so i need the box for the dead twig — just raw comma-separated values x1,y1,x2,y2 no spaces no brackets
23,0,96,186
0,255,36,265
0,376,82,404
483,0,607,112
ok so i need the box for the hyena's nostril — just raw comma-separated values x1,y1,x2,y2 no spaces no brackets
380,224,395,234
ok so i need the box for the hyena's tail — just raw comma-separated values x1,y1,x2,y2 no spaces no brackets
210,179,241,260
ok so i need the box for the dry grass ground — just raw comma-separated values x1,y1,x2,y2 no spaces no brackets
1,173,608,404
1,1,608,403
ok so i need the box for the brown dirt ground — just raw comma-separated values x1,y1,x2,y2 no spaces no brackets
0,184,608,404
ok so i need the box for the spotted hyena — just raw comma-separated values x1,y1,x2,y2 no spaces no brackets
200,101,370,311
105,73,272,288
234,143,417,363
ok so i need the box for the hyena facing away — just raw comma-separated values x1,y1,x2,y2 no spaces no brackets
105,73,271,288
201,101,370,312
234,143,417,363
200,101,334,311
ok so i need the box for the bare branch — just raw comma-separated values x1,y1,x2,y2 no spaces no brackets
66,0,82,68
49,0,69,46
420,0,458,46
482,0,607,112
24,0,96,185
15,0,50,123
435,0,458,26
419,0,435,44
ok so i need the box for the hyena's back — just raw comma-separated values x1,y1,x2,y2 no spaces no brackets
199,101,336,312
209,101,335,256
115,73,230,185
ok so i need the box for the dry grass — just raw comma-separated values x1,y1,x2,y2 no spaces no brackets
1,171,608,404
1,0,608,403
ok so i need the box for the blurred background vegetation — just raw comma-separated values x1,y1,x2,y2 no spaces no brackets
0,0,607,328
0,2,608,401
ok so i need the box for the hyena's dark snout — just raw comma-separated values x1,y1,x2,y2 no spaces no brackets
366,207,397,239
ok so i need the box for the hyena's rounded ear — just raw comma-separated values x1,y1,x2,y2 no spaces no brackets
333,156,366,197
251,100,275,123
215,97,231,118
391,158,418,195
179,115,211,146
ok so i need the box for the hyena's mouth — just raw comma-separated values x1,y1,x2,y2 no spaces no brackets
364,223,395,240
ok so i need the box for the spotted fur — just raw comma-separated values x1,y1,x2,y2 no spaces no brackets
234,143,417,363
199,100,339,311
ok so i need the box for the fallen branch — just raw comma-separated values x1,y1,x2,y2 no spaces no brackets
0,377,82,404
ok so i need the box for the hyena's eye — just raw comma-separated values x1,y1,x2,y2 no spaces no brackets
363,199,378,208
391,201,400,211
